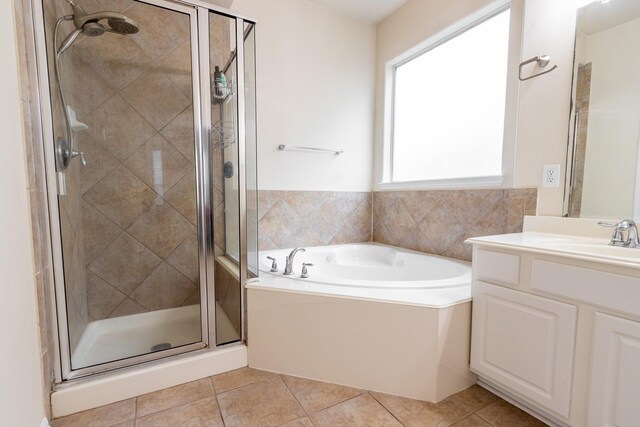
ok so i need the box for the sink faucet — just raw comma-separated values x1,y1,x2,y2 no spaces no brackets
284,248,305,275
598,219,640,247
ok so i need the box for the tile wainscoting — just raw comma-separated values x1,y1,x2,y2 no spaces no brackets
373,189,537,262
258,191,373,251
257,189,537,263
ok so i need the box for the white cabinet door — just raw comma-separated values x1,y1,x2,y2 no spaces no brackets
588,313,640,427
471,282,577,418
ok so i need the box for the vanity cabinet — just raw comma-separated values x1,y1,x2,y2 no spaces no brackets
471,282,576,418
468,240,640,427
588,313,640,427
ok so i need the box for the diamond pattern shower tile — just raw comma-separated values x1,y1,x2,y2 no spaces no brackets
88,232,162,295
127,202,194,259
160,106,196,164
72,31,153,91
156,39,193,100
124,133,192,196
166,231,199,284
96,0,135,12
109,298,148,318
121,65,191,130
83,165,156,229
130,262,196,311
87,272,126,321
76,132,120,194
125,2,190,62
81,200,122,265
164,169,197,225
63,51,115,118
84,95,156,161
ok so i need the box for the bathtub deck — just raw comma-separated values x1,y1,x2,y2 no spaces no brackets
52,367,546,426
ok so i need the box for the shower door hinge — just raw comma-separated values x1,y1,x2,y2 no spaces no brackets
57,171,67,196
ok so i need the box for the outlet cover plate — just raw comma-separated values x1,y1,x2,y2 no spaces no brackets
543,164,561,188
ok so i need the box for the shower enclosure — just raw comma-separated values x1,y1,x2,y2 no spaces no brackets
34,0,257,380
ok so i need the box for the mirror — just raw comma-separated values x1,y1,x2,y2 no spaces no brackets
564,0,640,220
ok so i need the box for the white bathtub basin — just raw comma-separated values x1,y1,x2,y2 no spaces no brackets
252,243,472,309
260,243,470,289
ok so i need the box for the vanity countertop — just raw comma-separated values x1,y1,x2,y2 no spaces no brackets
467,231,640,269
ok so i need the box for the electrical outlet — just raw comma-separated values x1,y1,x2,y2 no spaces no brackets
542,164,561,188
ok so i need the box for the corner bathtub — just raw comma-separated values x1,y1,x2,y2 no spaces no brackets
246,243,476,403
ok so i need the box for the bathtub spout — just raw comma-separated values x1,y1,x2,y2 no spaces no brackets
284,248,306,275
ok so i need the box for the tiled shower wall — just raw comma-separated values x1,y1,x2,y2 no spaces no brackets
63,1,203,322
258,189,537,263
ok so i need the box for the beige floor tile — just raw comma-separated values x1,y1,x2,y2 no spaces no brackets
217,376,305,427
371,392,473,427
450,385,499,412
279,417,315,427
282,374,362,414
447,414,493,427
311,393,402,427
135,397,223,427
210,366,277,393
136,378,214,418
476,400,547,427
52,399,135,427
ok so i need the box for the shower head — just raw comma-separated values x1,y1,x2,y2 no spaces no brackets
106,17,139,35
57,0,139,54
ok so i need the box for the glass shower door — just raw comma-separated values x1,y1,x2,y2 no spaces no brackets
47,0,205,373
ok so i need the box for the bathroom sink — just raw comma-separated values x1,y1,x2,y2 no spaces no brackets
541,240,640,260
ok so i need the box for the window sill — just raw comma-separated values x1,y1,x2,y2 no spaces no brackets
375,175,504,191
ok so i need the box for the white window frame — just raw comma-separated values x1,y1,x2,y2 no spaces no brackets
376,0,519,191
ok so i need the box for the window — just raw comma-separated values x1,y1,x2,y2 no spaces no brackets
389,8,511,184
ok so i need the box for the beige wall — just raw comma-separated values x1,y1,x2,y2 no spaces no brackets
231,0,376,192
371,0,585,217
513,0,577,215
0,1,47,425
373,0,523,191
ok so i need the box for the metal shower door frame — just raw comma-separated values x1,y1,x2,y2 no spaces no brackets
31,0,254,382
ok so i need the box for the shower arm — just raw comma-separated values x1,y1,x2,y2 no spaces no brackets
53,15,85,170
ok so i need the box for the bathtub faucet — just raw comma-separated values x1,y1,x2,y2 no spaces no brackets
284,248,306,275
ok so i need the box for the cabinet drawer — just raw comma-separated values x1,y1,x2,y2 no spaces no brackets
475,249,520,286
471,282,577,418
531,260,640,318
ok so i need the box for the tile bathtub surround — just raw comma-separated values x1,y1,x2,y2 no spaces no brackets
52,367,546,427
373,189,537,262
258,190,373,250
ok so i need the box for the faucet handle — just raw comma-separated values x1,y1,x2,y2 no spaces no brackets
266,256,278,272
301,263,313,279
599,221,627,246
598,221,618,227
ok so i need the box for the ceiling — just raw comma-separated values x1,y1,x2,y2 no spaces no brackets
579,0,640,35
306,0,409,23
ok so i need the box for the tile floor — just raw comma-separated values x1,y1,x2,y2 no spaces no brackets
52,368,547,427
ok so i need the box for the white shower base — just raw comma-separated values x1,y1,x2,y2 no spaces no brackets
72,302,240,368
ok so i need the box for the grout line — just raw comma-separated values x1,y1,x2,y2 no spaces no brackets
368,392,406,427
279,374,309,417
